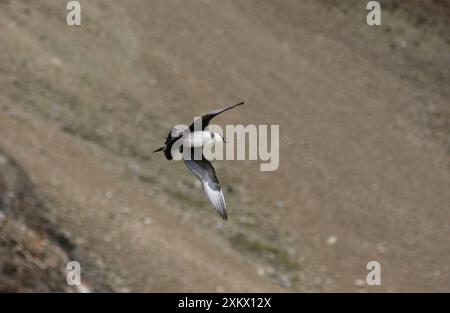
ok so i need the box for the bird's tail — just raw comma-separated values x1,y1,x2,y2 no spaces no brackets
153,147,164,153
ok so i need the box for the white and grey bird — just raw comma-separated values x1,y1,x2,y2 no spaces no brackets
154,102,244,220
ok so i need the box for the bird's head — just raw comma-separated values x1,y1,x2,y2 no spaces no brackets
211,132,226,144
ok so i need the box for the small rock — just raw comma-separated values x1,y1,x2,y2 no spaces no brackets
275,200,284,208
432,270,441,278
50,57,63,68
257,267,265,276
118,287,131,293
0,211,6,223
0,154,7,165
95,258,105,269
75,283,92,293
216,286,224,292
278,274,293,288
354,279,365,288
376,242,387,253
326,235,338,245
105,191,113,199
143,217,153,225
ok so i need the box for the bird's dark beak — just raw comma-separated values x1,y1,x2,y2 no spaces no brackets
223,139,227,144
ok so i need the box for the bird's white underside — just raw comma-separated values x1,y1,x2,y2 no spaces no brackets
184,131,220,148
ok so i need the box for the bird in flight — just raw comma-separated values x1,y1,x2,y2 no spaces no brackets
154,101,244,220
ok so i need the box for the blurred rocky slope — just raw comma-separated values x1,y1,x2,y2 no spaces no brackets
0,150,71,292
0,0,448,291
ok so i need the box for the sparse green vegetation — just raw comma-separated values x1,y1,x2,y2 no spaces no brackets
230,233,299,272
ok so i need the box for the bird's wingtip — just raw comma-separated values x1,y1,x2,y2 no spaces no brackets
221,211,228,221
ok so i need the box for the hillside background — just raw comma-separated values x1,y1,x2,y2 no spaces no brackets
0,0,449,292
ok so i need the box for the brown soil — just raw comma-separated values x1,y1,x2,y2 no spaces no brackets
0,0,449,292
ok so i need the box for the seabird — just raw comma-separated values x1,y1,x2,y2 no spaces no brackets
154,101,244,220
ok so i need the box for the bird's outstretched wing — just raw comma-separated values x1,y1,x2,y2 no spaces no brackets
188,101,244,132
183,152,227,220
155,127,184,160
